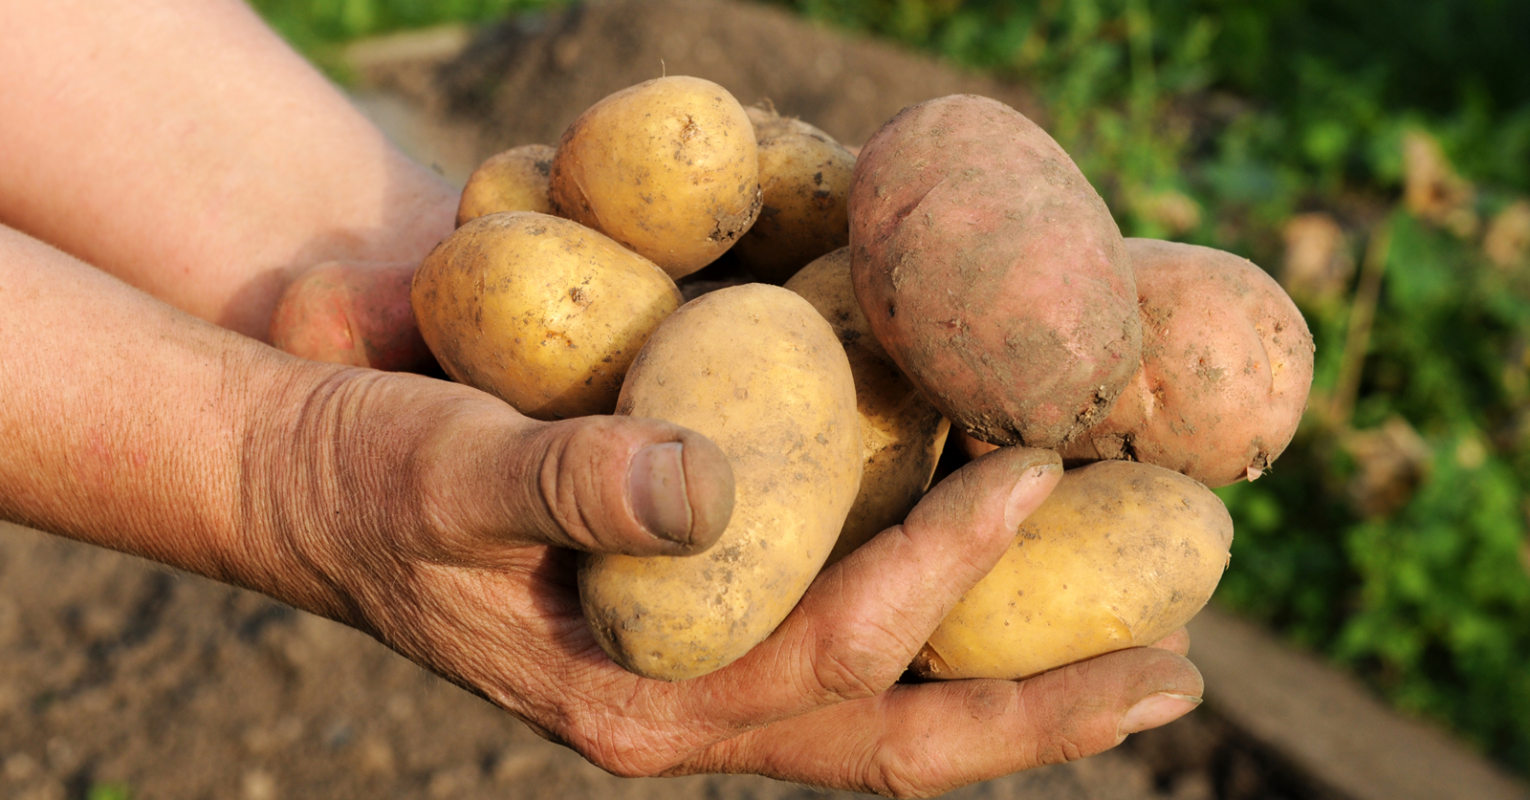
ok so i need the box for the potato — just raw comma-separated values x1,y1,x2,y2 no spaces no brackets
784,247,949,565
850,94,1140,449
1059,239,1315,486
455,144,555,227
270,260,431,371
580,284,861,680
549,76,762,280
914,460,1232,680
955,428,998,460
733,106,855,284
411,212,680,420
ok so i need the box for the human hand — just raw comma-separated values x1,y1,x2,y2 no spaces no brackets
269,260,435,372
251,370,1203,797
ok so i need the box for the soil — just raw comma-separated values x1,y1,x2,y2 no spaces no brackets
0,2,1368,798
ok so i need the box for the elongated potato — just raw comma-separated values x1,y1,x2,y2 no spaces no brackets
851,94,1140,449
785,247,949,565
581,284,862,680
914,460,1232,680
411,212,681,420
550,76,762,279
734,106,855,284
1059,239,1315,486
456,144,555,226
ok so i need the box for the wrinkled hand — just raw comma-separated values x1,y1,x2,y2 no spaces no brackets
252,366,1203,798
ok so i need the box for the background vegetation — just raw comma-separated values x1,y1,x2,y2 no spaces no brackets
248,0,1530,776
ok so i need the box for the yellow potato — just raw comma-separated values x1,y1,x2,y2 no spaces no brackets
549,76,761,280
580,284,862,680
784,247,949,565
455,144,555,227
411,212,680,420
734,106,855,283
914,460,1232,680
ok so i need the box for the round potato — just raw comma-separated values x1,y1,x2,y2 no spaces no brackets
549,76,761,280
411,212,681,420
785,247,949,565
580,284,862,680
455,144,555,227
1059,239,1315,486
733,106,855,284
915,460,1232,680
850,94,1140,449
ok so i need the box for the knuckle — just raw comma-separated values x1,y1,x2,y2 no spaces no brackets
861,754,941,799
536,422,606,550
809,633,901,703
559,709,689,779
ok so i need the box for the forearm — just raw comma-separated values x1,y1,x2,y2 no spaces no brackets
0,0,455,340
0,225,347,612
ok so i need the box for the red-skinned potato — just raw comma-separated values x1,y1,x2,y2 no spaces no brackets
1059,239,1315,486
270,260,431,371
850,94,1140,449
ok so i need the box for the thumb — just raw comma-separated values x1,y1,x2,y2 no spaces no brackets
270,260,433,372
418,408,736,560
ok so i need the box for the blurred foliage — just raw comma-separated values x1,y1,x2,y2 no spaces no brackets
86,784,133,800
248,0,567,74
248,0,1530,775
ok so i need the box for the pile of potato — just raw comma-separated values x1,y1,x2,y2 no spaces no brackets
410,77,1314,682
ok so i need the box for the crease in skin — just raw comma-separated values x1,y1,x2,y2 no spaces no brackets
1134,370,1158,426
343,303,364,364
1254,320,1282,393
887,175,951,232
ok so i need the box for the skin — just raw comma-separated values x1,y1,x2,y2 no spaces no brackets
0,1,1203,794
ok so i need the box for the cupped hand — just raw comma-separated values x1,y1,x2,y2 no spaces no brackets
253,366,1203,798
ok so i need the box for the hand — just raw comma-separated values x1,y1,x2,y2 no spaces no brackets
269,260,435,372
253,371,1204,798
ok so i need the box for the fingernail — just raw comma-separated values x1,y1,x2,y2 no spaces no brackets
1004,462,1060,530
629,442,692,544
1118,693,1202,737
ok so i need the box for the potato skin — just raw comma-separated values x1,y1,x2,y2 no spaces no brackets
1059,239,1315,486
734,106,855,284
580,284,862,680
785,247,949,565
549,76,762,280
455,144,555,227
915,460,1232,680
411,212,681,420
850,94,1140,449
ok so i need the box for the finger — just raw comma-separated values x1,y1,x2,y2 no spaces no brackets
1150,626,1190,657
270,260,432,371
416,403,736,560
684,646,1204,797
683,446,1062,731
